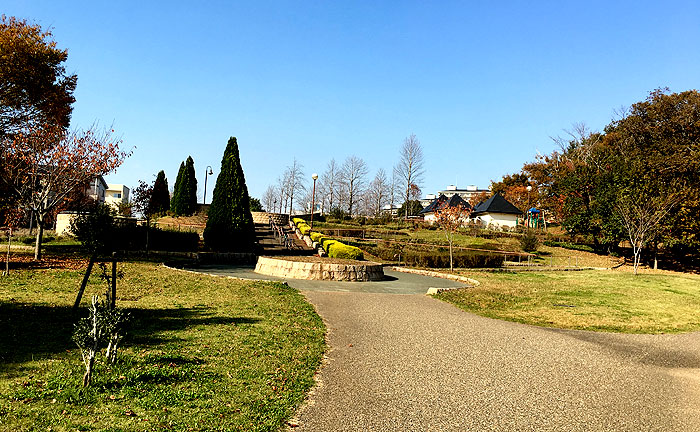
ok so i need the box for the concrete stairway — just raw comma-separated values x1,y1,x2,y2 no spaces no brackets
255,222,314,256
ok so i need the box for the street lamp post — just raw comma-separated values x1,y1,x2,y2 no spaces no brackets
310,173,318,229
203,166,213,205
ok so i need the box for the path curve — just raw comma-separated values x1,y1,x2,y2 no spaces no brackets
185,265,700,431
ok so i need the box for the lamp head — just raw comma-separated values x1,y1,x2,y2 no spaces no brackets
312,173,318,180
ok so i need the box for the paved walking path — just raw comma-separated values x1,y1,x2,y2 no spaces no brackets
189,265,700,431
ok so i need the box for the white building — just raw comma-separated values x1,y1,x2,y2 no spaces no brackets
105,184,130,210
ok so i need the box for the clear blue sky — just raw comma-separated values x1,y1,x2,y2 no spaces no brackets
6,1,700,203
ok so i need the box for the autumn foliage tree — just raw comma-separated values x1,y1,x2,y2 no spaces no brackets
435,204,471,271
0,124,129,259
0,15,76,137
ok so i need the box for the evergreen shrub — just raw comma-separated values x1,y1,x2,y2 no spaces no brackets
203,137,255,251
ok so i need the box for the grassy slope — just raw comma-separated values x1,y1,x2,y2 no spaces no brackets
0,261,324,432
437,270,700,334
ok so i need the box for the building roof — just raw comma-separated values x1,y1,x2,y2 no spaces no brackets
472,193,522,215
420,194,471,214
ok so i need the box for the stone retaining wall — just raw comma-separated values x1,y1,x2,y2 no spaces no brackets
255,256,384,281
251,212,289,225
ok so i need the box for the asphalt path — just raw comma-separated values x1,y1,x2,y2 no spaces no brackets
188,265,700,431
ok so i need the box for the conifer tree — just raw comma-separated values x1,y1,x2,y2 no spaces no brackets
203,137,255,251
184,156,197,214
170,161,186,215
171,156,198,216
148,170,169,215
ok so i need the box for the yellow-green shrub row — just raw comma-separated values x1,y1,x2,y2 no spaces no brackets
294,220,364,260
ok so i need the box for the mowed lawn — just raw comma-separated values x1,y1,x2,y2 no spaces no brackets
0,260,325,432
436,269,700,334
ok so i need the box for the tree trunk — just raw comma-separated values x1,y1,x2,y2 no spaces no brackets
449,238,454,272
74,253,97,311
3,228,11,276
34,222,44,260
110,253,117,309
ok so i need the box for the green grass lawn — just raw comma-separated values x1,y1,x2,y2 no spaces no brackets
436,270,700,334
0,260,325,431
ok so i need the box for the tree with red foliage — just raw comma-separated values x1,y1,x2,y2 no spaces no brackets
1,124,129,259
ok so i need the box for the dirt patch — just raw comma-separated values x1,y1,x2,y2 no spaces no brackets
4,254,88,271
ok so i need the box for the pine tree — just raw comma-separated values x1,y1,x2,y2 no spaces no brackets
171,156,198,216
170,161,186,215
148,170,170,215
184,156,197,214
203,137,255,251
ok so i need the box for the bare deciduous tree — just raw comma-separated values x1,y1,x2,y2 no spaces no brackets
283,159,306,216
396,134,425,218
614,193,677,275
367,168,388,217
320,158,339,214
339,155,368,216
262,185,276,213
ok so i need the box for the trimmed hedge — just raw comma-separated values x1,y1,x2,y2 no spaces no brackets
401,249,503,268
293,219,364,260
325,240,364,260
110,226,199,252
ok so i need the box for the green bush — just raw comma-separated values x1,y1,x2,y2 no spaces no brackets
326,242,364,260
401,250,503,268
111,226,199,252
520,230,540,252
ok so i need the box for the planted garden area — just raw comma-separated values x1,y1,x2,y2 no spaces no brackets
0,250,325,431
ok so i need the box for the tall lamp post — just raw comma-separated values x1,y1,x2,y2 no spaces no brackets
310,173,318,229
203,166,213,205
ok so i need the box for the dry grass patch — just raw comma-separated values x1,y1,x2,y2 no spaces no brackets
436,269,700,334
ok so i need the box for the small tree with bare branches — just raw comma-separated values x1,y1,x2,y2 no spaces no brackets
435,204,471,272
614,193,677,275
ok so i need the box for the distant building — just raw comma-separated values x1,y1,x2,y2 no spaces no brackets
419,194,472,224
379,204,399,216
471,193,523,228
437,185,490,202
105,184,130,210
85,176,108,203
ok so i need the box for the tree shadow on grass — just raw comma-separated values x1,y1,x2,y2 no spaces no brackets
0,302,260,377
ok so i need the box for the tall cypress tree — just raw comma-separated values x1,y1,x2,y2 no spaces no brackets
184,156,198,214
203,137,255,251
148,170,170,215
170,161,186,215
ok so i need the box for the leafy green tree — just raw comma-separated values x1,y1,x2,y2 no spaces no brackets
203,137,255,251
148,170,169,215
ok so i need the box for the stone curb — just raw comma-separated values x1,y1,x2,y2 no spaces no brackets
256,256,384,282
389,267,480,295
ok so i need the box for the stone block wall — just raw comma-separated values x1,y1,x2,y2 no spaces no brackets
255,256,384,281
